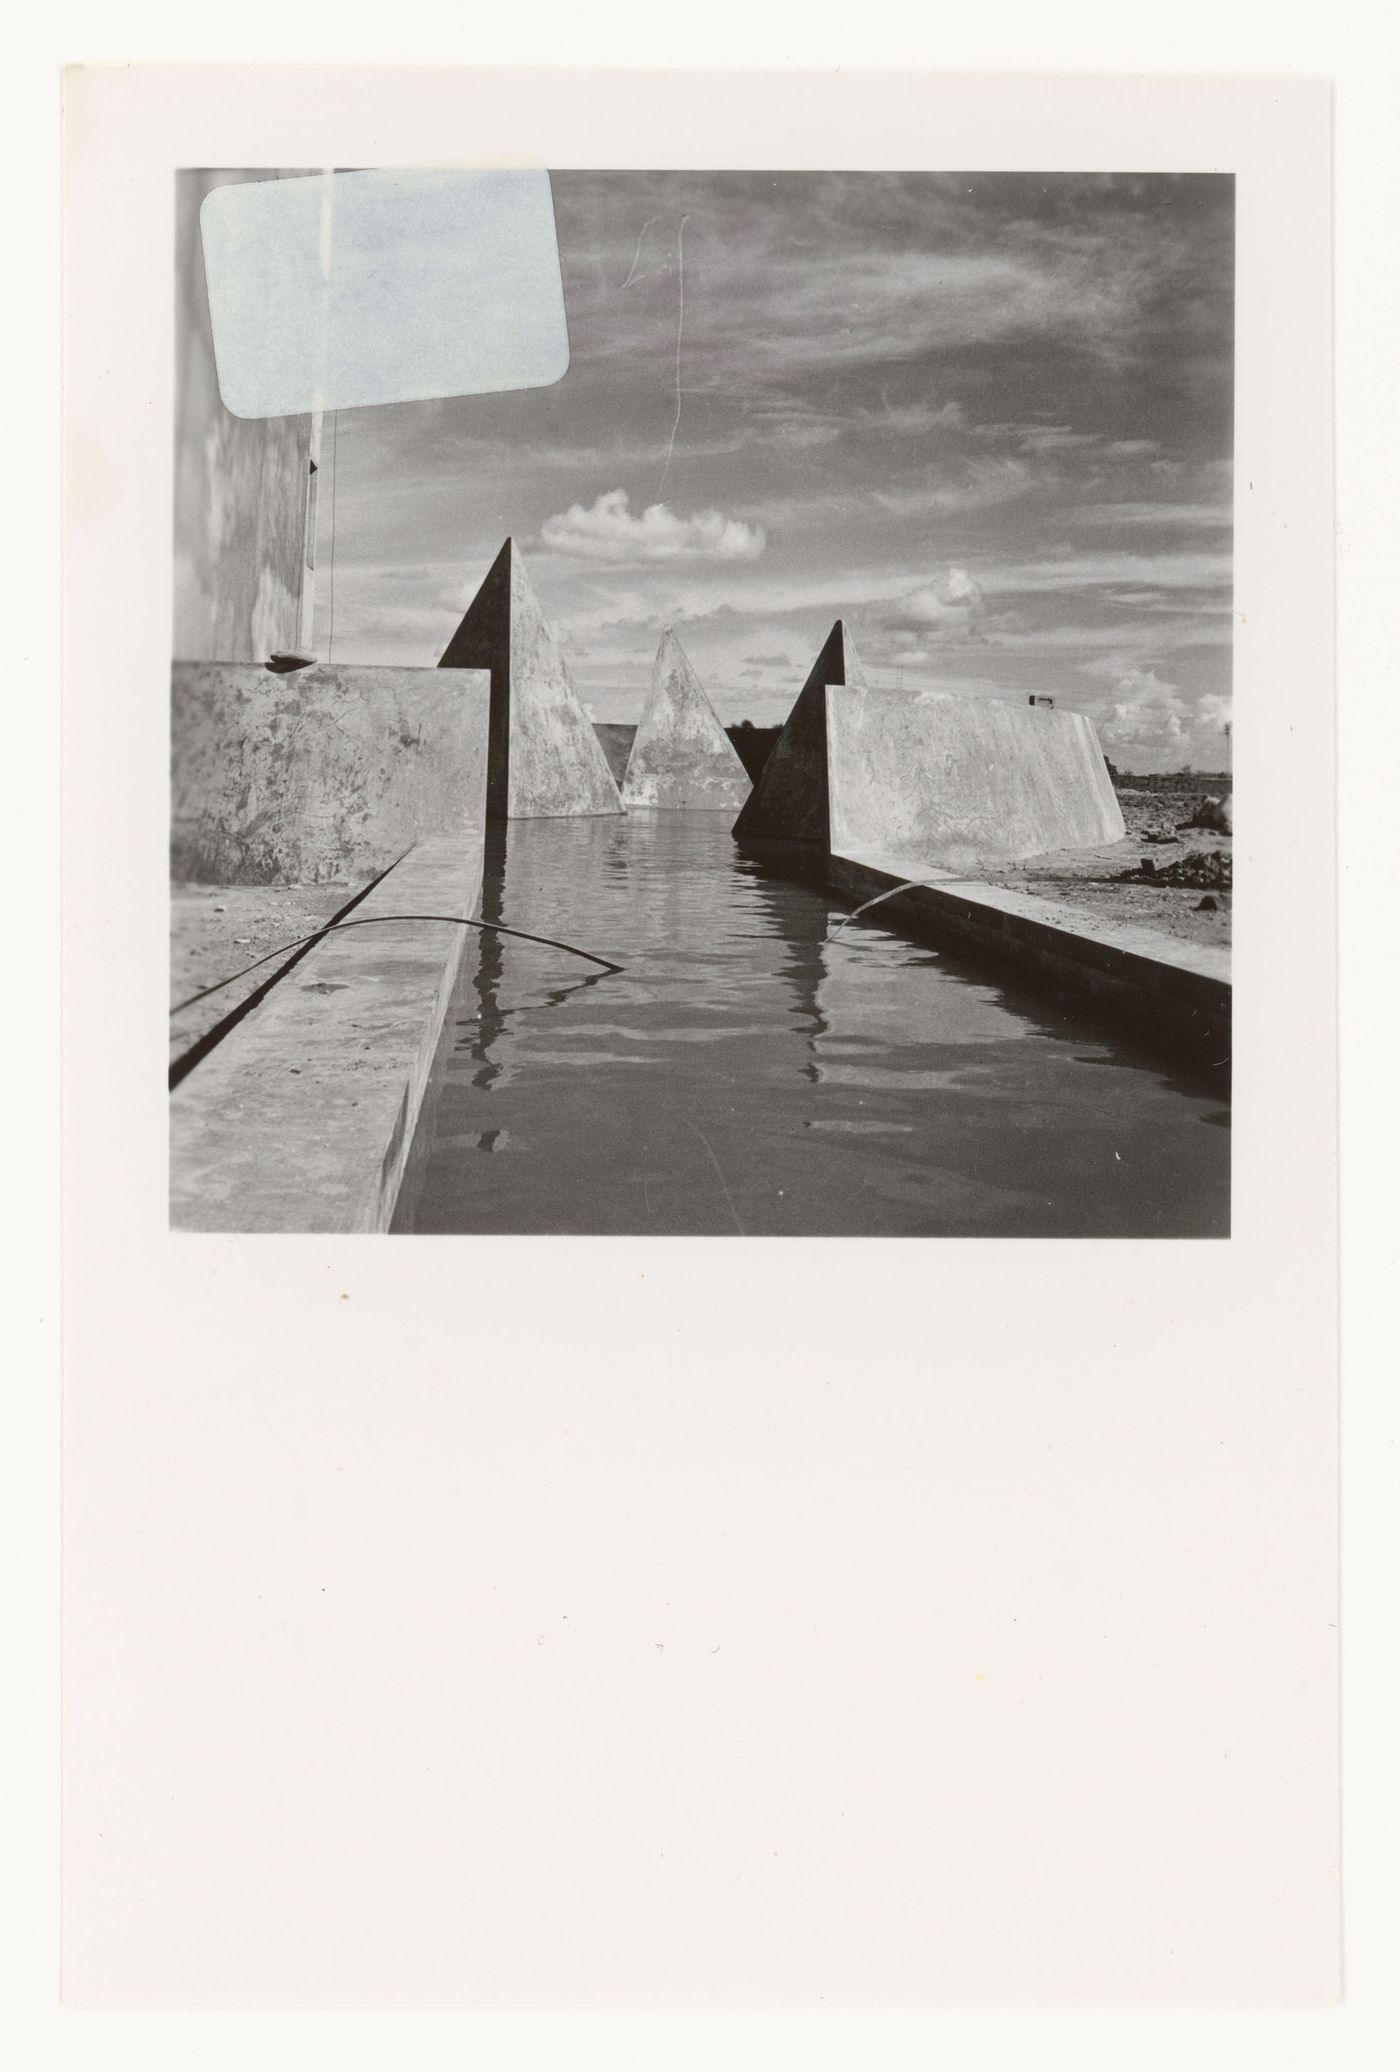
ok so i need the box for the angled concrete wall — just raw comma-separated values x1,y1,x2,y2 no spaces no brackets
732,619,867,844
826,684,1125,873
171,662,490,884
173,169,318,663
622,629,752,810
438,537,623,821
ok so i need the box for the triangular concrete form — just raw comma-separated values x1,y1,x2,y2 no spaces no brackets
622,628,753,810
731,619,867,844
438,538,623,821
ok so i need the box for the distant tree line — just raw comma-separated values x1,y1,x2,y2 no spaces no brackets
1105,760,1231,793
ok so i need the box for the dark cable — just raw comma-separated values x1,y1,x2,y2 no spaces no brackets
171,912,623,1018
168,858,404,1092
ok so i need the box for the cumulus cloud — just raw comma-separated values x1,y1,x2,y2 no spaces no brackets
1087,664,1232,770
539,489,767,564
886,566,987,641
1098,668,1191,754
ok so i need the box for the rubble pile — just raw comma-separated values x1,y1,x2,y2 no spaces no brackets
1117,848,1233,891
1179,793,1233,834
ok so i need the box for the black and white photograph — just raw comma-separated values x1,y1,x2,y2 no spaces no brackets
57,61,1347,2025
169,165,1233,1235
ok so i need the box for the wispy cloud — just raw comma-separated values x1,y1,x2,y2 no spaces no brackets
539,489,767,564
982,549,1232,594
1070,500,1233,530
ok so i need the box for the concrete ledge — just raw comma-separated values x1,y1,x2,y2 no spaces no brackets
170,834,485,1231
828,850,1231,1067
170,882,350,1068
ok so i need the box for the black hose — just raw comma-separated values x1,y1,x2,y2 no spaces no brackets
171,912,623,1018
825,876,954,945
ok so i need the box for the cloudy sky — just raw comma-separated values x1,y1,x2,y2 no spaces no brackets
317,171,1233,771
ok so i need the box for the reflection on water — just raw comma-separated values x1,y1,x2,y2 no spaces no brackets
392,813,1229,1237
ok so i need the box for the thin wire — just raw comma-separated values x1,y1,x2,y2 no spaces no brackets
326,408,338,661
658,214,689,497
170,911,623,1017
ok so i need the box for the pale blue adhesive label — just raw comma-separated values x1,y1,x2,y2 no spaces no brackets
200,167,571,419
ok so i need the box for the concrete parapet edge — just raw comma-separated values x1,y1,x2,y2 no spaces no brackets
170,833,486,1232
828,850,1231,1068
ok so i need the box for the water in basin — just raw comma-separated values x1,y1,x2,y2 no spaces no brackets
393,812,1228,1237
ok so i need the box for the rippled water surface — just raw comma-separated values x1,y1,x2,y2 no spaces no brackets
394,813,1229,1237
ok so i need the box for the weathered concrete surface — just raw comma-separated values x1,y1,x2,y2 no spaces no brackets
828,850,1229,1068
439,538,623,821
732,619,866,845
826,684,1124,873
622,629,752,810
170,882,349,1067
171,662,490,883
170,836,485,1231
173,170,318,662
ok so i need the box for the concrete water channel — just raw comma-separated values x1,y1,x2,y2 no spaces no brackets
394,812,1229,1239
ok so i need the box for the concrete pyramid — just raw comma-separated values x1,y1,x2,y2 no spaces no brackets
622,628,753,810
731,618,867,845
438,538,623,821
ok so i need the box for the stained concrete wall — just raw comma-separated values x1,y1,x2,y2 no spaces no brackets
171,663,490,884
826,685,1125,872
173,170,318,663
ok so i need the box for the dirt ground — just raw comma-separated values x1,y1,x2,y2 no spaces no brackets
170,883,350,1064
979,791,1233,950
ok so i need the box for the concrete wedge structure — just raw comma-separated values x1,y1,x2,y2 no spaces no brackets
622,628,752,810
731,618,867,845
438,537,624,822
826,683,1125,873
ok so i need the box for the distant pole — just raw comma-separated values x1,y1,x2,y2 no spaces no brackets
1224,719,1232,778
